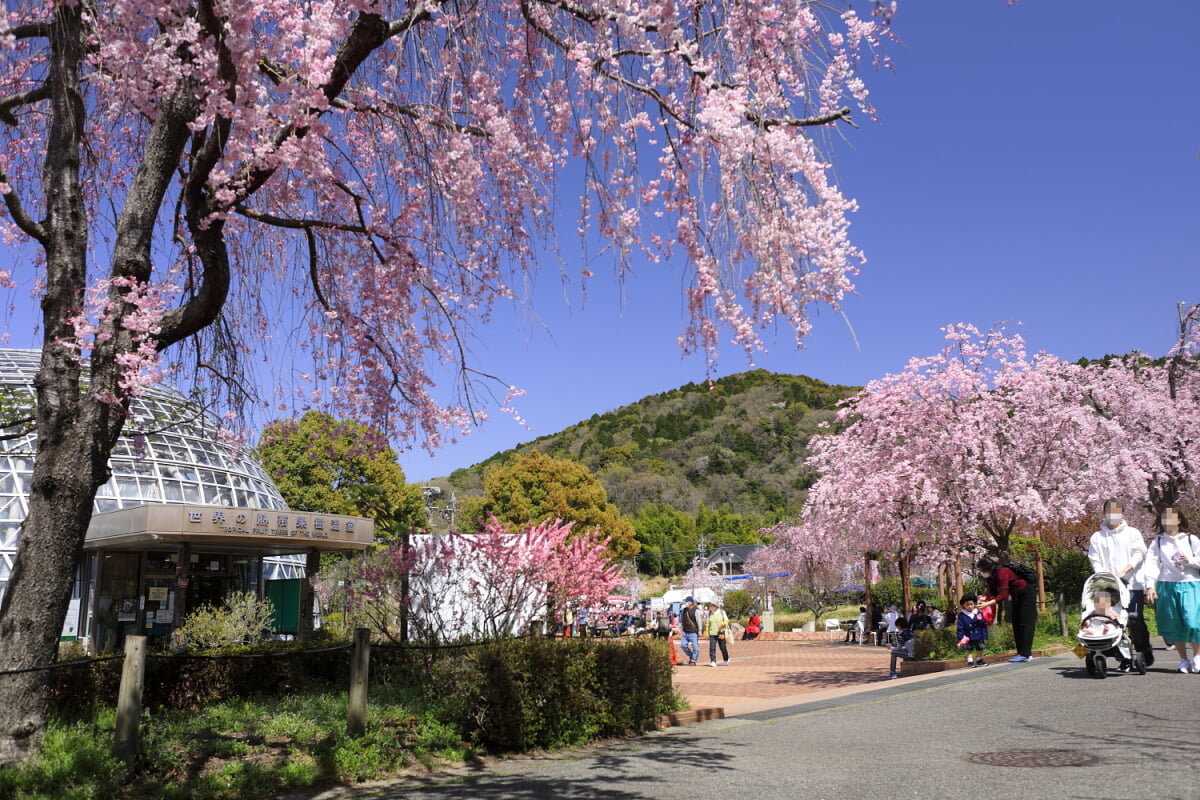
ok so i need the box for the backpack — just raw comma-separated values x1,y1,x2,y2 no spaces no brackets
1006,562,1037,584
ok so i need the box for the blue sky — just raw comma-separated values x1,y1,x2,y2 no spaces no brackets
0,2,1196,485
396,1,1200,482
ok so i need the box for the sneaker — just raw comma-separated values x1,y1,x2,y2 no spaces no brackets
721,660,729,666
1178,659,1190,674
1007,655,1029,663
687,660,696,666
887,672,900,679
1117,661,1132,673
976,660,987,667
1191,655,1200,674
966,660,975,668
709,661,717,667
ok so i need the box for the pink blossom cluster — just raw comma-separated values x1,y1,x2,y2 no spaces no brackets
0,1,892,448
66,276,178,401
794,322,1195,565
341,517,622,643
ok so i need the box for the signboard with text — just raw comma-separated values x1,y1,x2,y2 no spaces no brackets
84,503,374,551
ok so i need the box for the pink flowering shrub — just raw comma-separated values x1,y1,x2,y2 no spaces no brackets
341,517,622,643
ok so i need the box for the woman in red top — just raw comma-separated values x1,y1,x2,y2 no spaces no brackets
976,557,1037,662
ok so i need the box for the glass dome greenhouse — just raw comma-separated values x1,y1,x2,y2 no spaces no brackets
0,348,293,599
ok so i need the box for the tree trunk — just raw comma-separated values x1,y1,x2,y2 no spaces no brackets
0,393,109,763
0,3,107,765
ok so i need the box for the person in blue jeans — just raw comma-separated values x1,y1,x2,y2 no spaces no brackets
679,596,700,665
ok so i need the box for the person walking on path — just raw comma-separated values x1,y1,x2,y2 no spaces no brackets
705,600,730,666
1088,498,1153,667
1143,506,1200,674
956,594,989,668
679,597,700,666
976,557,1037,662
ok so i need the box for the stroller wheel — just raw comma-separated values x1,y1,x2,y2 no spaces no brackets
1084,653,1097,676
1094,655,1108,679
1134,653,1147,675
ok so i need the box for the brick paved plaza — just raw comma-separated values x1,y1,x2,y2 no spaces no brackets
671,636,959,717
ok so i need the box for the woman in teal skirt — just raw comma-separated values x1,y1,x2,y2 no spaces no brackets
1144,507,1200,674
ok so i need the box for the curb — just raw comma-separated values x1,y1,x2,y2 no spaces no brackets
659,646,1075,728
653,707,725,729
901,645,1072,676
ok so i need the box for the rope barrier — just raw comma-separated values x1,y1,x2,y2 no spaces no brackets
0,654,123,677
1,631,625,676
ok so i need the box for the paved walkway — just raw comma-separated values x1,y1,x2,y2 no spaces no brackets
334,643,1200,798
671,636,984,717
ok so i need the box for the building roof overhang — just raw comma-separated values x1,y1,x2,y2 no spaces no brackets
84,503,374,555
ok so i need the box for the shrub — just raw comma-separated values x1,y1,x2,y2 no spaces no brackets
721,590,754,618
172,591,277,650
868,577,939,610
432,637,678,752
1043,548,1092,602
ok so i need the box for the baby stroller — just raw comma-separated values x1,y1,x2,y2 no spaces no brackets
1077,572,1145,678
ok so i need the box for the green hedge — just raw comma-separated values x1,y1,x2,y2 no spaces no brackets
46,636,680,755
47,644,349,714
431,637,678,752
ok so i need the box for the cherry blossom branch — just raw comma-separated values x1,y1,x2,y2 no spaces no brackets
0,85,50,126
0,22,50,39
0,163,45,242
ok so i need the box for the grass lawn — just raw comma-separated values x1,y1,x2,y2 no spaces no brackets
0,681,473,800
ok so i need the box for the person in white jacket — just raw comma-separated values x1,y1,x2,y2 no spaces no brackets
1143,507,1200,674
1087,499,1152,668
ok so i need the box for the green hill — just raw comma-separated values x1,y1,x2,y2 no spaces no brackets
444,369,861,523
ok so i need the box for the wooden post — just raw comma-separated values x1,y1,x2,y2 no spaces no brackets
1057,592,1068,637
114,635,146,767
347,627,370,737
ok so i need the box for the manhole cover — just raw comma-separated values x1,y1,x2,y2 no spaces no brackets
965,749,1100,768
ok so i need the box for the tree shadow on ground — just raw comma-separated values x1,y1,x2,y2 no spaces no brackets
762,669,886,689
310,732,745,799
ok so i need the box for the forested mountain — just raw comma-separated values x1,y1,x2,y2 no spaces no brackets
444,370,860,524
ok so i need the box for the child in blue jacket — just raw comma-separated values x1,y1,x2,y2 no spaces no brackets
956,594,989,668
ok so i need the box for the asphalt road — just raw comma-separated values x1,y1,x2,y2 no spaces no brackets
308,648,1200,800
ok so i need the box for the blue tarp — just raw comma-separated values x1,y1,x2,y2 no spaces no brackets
720,573,789,581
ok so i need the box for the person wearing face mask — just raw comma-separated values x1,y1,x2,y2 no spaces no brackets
1143,506,1200,673
976,557,1037,662
1087,499,1153,668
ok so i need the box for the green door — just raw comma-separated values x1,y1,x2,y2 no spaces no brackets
266,579,301,634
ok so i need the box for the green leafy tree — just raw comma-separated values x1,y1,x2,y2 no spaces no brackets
257,411,425,539
476,451,638,559
632,503,697,577
696,504,763,548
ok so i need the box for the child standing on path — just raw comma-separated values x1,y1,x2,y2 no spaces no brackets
956,594,989,668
